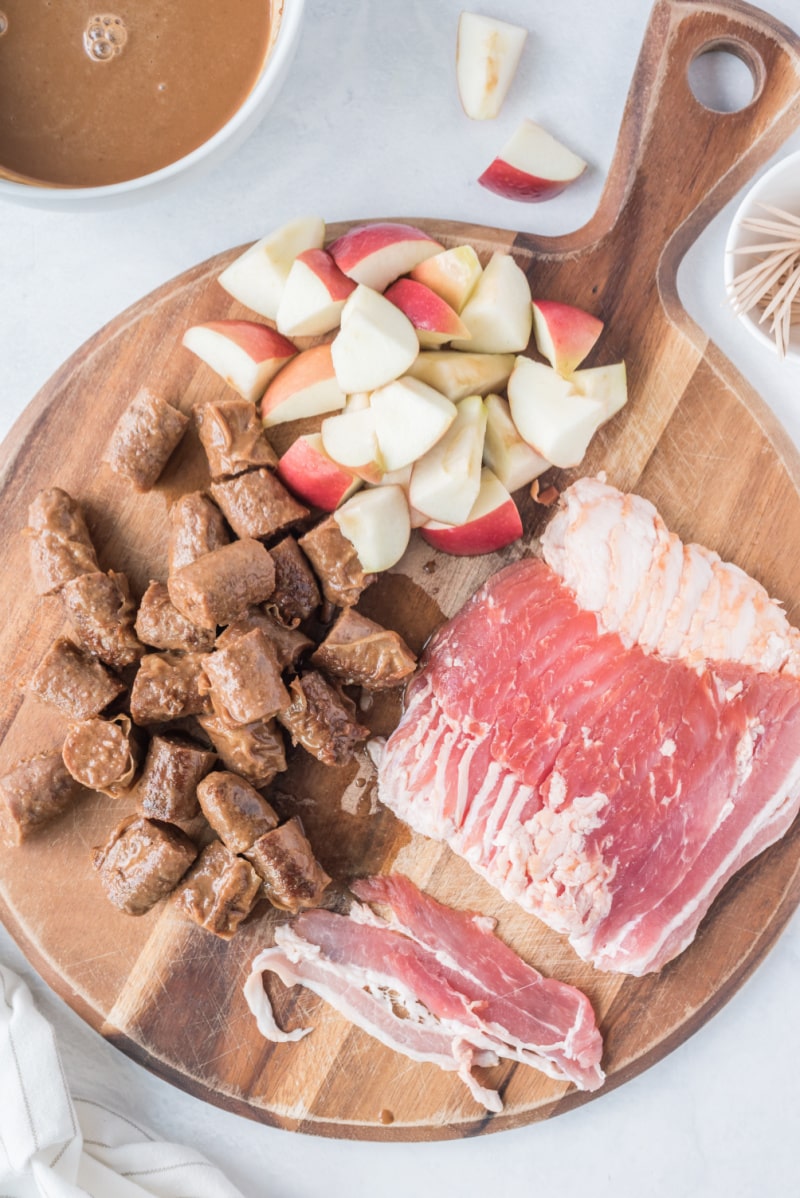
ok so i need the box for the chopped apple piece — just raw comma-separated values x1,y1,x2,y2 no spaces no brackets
217,216,325,319
407,350,515,400
328,222,443,292
183,321,296,403
451,253,532,353
321,407,384,484
370,377,457,472
483,393,549,492
410,244,483,313
532,300,604,375
277,433,361,511
276,249,356,337
508,356,604,468
570,361,628,419
421,468,522,555
456,13,527,121
345,391,372,413
409,395,487,525
384,279,471,348
331,285,419,393
260,343,345,427
334,485,411,573
479,120,587,202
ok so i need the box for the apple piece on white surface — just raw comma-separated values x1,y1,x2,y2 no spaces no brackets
276,249,356,337
276,433,361,511
456,13,527,121
407,350,515,400
409,394,487,525
331,284,419,393
334,484,411,573
182,321,297,403
370,377,457,471
217,216,325,319
328,222,444,292
479,120,587,202
260,343,346,427
483,393,549,492
383,279,471,348
451,252,532,353
420,467,523,555
570,361,628,419
410,244,483,313
321,406,384,484
508,356,604,468
532,300,604,375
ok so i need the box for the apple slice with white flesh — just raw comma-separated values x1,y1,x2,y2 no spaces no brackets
328,222,443,292
410,244,483,313
321,407,384,484
276,249,356,337
331,285,419,393
383,279,471,348
570,361,628,418
532,300,604,376
277,434,361,512
409,394,487,525
370,377,457,471
407,350,514,400
344,391,372,413
334,484,411,573
421,468,522,555
483,393,549,492
260,343,345,427
183,321,297,403
479,120,587,202
456,13,527,121
217,216,325,319
451,252,532,354
508,356,604,468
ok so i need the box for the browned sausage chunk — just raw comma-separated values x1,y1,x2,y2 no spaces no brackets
299,516,373,608
200,629,289,726
245,817,331,913
133,733,217,821
62,715,139,796
197,771,279,854
168,492,230,574
135,580,216,652
27,638,125,720
25,487,99,595
172,841,262,938
277,671,369,767
210,469,308,541
269,536,321,625
0,751,84,846
215,607,312,670
129,651,211,724
167,538,275,630
194,399,277,479
61,570,144,669
311,608,417,690
92,815,197,915
104,387,189,491
198,714,286,788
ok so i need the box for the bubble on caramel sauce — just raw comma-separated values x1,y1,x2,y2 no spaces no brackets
0,11,8,36
83,14,128,62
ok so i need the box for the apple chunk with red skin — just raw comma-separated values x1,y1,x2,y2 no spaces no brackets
182,321,297,403
456,13,527,121
410,244,482,313
260,343,346,427
217,215,325,319
328,222,444,292
334,484,411,573
421,468,522,555
479,120,587,202
277,433,361,512
532,300,604,376
384,279,470,348
276,249,356,338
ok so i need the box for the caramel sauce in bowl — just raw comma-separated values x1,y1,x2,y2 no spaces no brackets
0,0,304,208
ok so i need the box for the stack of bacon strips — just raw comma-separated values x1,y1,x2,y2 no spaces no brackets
375,477,800,976
245,873,604,1111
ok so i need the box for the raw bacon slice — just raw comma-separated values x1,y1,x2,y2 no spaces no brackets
244,874,604,1111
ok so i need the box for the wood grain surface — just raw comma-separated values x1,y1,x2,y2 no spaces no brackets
3,0,800,1141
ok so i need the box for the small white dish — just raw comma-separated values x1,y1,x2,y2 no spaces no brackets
723,147,800,363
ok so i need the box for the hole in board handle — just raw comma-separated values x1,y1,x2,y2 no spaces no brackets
688,39,764,113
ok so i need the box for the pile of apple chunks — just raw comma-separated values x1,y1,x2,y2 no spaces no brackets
182,214,627,574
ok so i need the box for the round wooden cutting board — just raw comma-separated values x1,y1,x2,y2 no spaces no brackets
3,0,800,1142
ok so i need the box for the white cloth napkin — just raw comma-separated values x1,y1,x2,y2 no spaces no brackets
0,964,246,1198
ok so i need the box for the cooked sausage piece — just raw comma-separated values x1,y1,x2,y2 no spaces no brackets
200,629,289,726
25,487,99,595
0,751,84,846
27,638,125,720
129,651,211,724
167,538,275,630
133,733,216,821
215,606,312,670
92,815,197,915
194,399,277,479
61,570,144,669
277,671,369,767
135,580,216,652
268,536,321,626
168,492,230,574
196,770,279,854
299,516,374,608
104,387,189,491
172,841,262,939
62,715,139,796
210,469,308,541
245,817,331,913
198,714,286,788
311,608,417,690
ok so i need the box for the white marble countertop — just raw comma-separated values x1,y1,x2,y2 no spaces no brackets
2,1,800,1194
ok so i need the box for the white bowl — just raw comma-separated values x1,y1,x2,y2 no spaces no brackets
0,0,305,210
724,148,800,363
